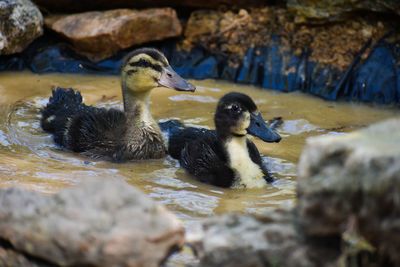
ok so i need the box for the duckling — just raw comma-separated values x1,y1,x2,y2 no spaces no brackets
162,92,281,188
41,48,195,161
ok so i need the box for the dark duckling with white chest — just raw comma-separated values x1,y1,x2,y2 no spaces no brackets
41,48,195,161
161,92,281,188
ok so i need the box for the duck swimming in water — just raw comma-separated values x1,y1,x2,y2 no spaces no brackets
161,92,281,188
41,48,195,161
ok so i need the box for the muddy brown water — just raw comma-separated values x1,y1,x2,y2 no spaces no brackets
0,72,399,264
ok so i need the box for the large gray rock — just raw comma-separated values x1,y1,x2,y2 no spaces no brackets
288,0,400,23
0,179,185,266
0,0,43,55
297,118,400,265
44,8,182,61
187,210,314,267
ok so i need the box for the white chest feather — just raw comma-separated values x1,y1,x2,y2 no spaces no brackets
225,137,266,188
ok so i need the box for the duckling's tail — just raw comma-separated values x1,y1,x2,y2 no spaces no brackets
40,87,83,137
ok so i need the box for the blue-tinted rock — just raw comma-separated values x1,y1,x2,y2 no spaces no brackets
349,40,400,104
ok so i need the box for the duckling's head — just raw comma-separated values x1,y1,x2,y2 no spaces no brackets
121,48,195,93
214,92,281,142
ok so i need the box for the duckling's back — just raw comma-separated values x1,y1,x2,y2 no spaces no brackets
41,87,127,160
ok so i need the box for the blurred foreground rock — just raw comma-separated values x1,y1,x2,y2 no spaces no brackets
287,0,400,23
45,8,182,61
298,118,400,265
0,0,43,55
187,210,313,267
0,179,185,267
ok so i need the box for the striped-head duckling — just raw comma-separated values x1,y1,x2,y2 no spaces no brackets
163,92,281,188
41,47,195,161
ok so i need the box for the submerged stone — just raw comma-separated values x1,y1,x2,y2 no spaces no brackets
0,179,185,266
0,0,43,55
297,118,400,265
44,8,182,61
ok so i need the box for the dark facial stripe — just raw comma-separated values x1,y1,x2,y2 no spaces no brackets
127,69,137,75
129,59,162,72
143,50,168,66
122,48,168,69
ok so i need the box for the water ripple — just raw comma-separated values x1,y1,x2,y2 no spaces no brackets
169,94,218,103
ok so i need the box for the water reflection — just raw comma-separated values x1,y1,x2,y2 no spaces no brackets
280,119,319,135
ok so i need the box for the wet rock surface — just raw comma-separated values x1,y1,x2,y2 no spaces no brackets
45,8,182,61
0,178,185,266
0,0,43,55
180,8,400,105
182,7,394,71
297,118,400,265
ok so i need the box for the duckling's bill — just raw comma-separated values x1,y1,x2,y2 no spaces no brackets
158,65,196,92
247,112,281,143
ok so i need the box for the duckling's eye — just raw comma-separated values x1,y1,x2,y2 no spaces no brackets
231,104,240,112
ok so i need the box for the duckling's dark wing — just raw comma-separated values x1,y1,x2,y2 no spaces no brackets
64,108,127,159
159,120,187,159
180,134,235,188
159,120,218,160
41,87,127,159
170,127,216,160
158,119,183,137
247,140,273,183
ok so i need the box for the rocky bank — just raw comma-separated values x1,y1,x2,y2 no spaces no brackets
1,0,400,104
